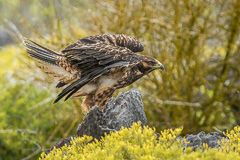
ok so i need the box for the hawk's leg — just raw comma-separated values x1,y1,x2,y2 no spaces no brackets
94,88,115,109
81,95,95,112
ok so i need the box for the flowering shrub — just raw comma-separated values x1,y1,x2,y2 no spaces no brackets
40,123,240,160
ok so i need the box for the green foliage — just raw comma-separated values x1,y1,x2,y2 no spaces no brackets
40,122,240,160
0,46,84,159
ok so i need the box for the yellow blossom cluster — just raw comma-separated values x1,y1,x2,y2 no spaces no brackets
40,122,240,160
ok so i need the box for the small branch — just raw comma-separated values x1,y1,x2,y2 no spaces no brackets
155,98,201,107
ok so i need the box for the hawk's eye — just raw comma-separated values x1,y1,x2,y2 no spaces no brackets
148,61,157,66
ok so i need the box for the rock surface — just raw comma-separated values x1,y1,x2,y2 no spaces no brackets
77,88,148,140
179,131,226,150
46,88,148,153
45,135,77,155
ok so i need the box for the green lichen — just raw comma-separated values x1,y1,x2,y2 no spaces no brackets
40,123,240,160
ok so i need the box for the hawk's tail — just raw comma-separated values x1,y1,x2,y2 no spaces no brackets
23,38,61,66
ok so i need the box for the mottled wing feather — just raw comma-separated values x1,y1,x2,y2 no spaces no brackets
64,44,141,73
61,34,144,54
56,82,66,88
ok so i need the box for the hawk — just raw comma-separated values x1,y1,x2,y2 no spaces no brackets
23,34,164,111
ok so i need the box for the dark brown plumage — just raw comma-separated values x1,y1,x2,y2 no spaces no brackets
23,34,164,111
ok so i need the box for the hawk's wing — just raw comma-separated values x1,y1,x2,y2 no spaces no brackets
54,34,144,103
62,34,144,53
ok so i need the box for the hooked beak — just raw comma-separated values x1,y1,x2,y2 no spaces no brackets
159,64,164,70
153,63,164,70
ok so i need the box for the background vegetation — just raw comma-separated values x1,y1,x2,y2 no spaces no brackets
0,0,239,159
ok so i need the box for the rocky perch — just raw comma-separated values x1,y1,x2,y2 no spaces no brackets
46,88,226,154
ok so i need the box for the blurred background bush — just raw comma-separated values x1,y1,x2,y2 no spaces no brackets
0,0,239,159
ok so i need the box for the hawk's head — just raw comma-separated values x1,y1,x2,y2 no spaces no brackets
138,56,164,74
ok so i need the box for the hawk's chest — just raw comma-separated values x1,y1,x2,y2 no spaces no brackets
97,67,125,90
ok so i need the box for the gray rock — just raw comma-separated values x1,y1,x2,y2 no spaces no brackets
77,88,148,139
46,88,148,154
45,135,77,155
179,131,226,150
